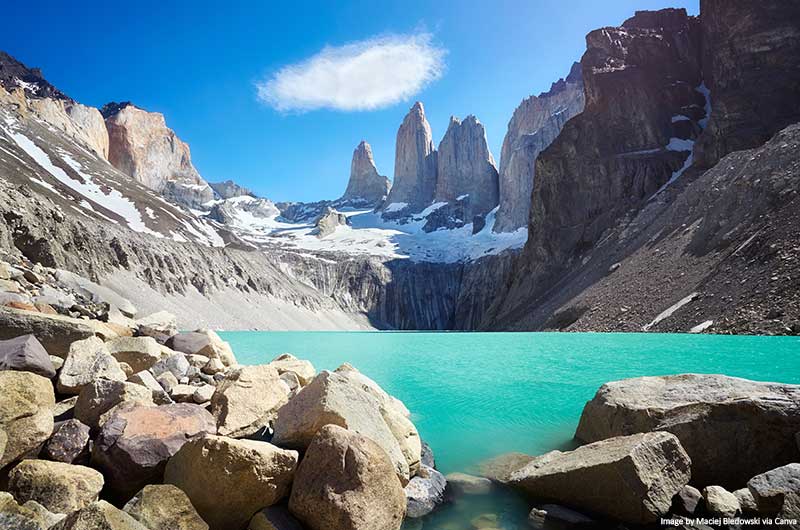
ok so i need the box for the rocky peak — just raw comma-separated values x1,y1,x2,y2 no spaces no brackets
383,101,437,212
0,51,68,100
210,180,254,200
104,103,213,209
493,63,585,233
621,8,691,30
314,207,350,238
341,140,390,206
435,115,498,221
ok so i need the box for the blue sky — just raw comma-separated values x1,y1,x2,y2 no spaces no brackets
4,0,697,202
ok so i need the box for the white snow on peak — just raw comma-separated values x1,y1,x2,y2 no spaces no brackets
696,82,712,129
383,202,408,213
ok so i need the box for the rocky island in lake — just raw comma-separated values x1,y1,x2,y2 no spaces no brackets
1,0,799,528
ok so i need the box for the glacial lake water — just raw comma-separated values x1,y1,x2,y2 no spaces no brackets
222,331,800,528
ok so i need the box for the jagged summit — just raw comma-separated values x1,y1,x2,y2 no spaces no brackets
210,180,254,200
0,50,68,100
341,140,390,206
99,101,140,119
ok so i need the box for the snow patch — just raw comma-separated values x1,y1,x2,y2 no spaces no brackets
384,202,408,213
643,292,699,331
689,320,713,333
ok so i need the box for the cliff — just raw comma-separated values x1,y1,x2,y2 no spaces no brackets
341,140,390,206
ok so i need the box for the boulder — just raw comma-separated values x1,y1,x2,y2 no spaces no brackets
74,379,154,429
0,371,55,467
509,432,691,524
733,488,759,514
0,334,56,378
201,357,224,375
51,501,148,530
528,504,594,529
186,354,210,369
50,355,64,371
128,370,169,400
106,336,161,372
288,425,406,530
446,473,493,495
211,365,290,438
135,311,178,343
269,354,315,386
0,491,60,530
170,330,236,367
479,452,535,484
53,396,78,422
57,336,127,394
313,207,350,238
151,352,191,380
0,307,94,357
170,384,198,403
334,363,410,417
93,403,215,501
747,463,800,517
192,384,215,404
22,499,65,528
420,441,435,468
8,460,104,513
42,419,91,464
404,465,447,518
248,505,304,530
575,374,800,488
123,484,209,530
673,485,703,516
272,370,412,483
157,371,179,393
165,435,298,530
702,486,740,517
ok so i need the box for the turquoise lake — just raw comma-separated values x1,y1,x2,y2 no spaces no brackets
221,331,800,528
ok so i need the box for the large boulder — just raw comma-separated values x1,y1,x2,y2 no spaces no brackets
575,374,800,488
268,354,315,386
211,365,289,438
0,371,55,467
51,501,148,530
42,419,91,464
0,334,56,378
0,491,63,530
0,307,95,357
289,424,406,530
8,460,104,514
135,311,178,343
57,336,127,394
273,370,414,483
123,484,209,530
74,379,154,429
703,486,740,517
509,432,691,524
164,435,298,530
106,336,161,372
93,403,215,501
170,330,236,367
747,463,800,518
479,452,535,484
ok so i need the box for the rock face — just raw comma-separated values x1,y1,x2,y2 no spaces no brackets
694,0,800,168
93,403,215,501
0,371,55,467
8,460,104,514
435,115,499,221
509,432,691,524
494,63,584,232
0,334,56,378
272,370,415,483
211,365,289,438
314,207,350,239
165,435,298,530
341,141,390,205
102,102,213,209
288,424,406,530
209,179,253,200
575,374,800,488
123,484,209,530
384,102,437,211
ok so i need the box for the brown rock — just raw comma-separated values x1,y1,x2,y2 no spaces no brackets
211,365,289,438
289,424,406,530
123,484,209,530
0,307,95,358
51,500,148,530
0,370,55,467
106,336,161,372
93,403,215,501
74,378,154,429
165,435,298,530
247,506,304,530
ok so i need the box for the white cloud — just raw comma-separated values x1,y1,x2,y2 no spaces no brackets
257,33,446,112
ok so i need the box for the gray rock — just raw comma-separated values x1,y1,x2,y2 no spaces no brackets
0,307,95,358
420,440,435,469
673,485,703,515
0,334,56,378
509,432,691,524
152,352,191,380
210,179,253,200
478,452,535,484
54,269,137,318
123,484,208,530
446,472,493,495
157,371,179,393
405,464,447,518
384,102,437,212
313,207,350,239
0,491,59,530
576,374,800,488
341,140,391,206
702,485,740,517
74,378,154,429
9,459,104,514
42,419,91,464
733,488,759,514
135,311,178,343
747,463,800,517
51,500,148,530
248,505,303,530
192,384,215,404
435,115,499,220
170,330,236,366
57,336,127,394
107,336,161,372
211,365,289,438
528,504,594,529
